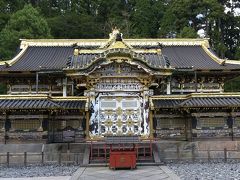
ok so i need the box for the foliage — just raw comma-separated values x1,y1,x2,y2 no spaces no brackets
130,0,165,38
235,47,240,59
159,0,240,59
0,0,239,60
0,4,51,59
178,27,198,38
0,83,6,94
224,76,240,92
47,13,103,38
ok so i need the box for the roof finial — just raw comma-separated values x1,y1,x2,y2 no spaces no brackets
109,27,122,41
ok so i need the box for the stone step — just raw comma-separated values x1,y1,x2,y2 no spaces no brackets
60,143,86,153
87,162,163,167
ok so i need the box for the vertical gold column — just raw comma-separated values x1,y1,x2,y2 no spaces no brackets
149,110,154,139
85,111,90,139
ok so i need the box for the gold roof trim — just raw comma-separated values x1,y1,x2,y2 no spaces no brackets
200,41,240,65
151,93,240,100
225,60,240,65
74,47,161,55
78,49,105,54
133,49,161,53
187,92,240,98
151,95,187,99
52,96,87,101
201,43,224,65
0,95,87,101
18,38,211,47
0,94,48,100
108,41,128,49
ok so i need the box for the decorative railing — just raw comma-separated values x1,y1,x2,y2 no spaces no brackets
8,84,63,95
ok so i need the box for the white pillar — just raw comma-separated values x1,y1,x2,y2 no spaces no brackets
220,82,224,93
63,77,67,97
166,79,171,95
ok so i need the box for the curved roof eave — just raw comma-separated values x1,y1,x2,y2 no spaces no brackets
0,45,29,66
201,43,240,66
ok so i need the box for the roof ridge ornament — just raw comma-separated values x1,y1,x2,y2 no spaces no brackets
100,27,132,49
109,27,122,41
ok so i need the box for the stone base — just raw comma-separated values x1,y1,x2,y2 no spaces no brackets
155,140,240,162
0,132,5,144
5,131,48,144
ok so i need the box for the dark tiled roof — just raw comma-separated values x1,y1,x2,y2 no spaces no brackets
54,100,86,109
153,99,184,108
0,98,86,110
66,54,99,69
67,50,169,70
1,46,74,71
152,96,240,109
179,97,240,108
162,46,239,70
0,45,239,72
0,99,60,109
139,53,169,68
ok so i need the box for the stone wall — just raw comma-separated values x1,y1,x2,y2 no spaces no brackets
0,132,4,143
155,141,240,162
1,141,240,165
4,131,48,144
0,143,86,165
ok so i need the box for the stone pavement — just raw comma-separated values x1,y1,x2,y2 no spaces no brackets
70,166,180,180
0,176,71,180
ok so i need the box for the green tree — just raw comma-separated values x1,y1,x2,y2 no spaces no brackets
0,83,6,94
0,4,51,60
94,0,133,37
130,0,165,38
235,47,240,60
48,12,103,38
225,76,240,92
159,0,202,37
158,0,239,59
0,0,238,60
178,26,198,38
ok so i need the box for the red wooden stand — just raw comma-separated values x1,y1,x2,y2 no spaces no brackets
109,149,136,169
89,136,154,168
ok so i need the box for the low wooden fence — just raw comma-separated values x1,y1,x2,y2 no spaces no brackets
159,144,240,162
0,152,84,167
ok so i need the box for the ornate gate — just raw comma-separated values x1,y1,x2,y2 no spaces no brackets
98,95,143,136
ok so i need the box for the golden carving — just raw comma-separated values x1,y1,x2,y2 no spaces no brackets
74,49,79,55
116,131,123,135
105,131,112,136
116,107,122,116
105,110,113,115
117,64,121,74
127,130,133,136
109,41,128,49
105,119,113,127
116,96,122,102
116,119,123,128
126,110,132,116
126,118,134,127
86,77,100,88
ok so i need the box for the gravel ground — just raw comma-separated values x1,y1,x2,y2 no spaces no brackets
0,164,79,178
168,160,240,180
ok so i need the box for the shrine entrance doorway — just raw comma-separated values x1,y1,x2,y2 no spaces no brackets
98,94,143,136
